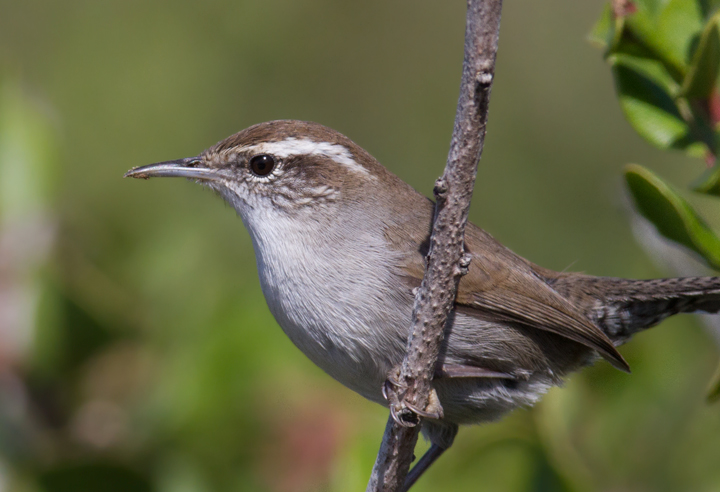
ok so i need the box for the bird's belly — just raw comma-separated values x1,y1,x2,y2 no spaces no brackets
257,267,410,404
255,251,583,426
274,312,393,404
262,289,566,426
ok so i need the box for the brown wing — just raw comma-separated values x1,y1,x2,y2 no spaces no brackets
456,224,629,372
387,200,629,373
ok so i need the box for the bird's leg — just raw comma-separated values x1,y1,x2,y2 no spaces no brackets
383,369,445,424
400,443,449,492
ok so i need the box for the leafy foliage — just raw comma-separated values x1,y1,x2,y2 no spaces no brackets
591,0,720,160
625,164,720,269
592,0,720,400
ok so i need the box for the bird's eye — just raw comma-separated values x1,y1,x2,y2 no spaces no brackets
249,154,275,176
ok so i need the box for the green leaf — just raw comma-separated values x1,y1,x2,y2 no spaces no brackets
682,12,720,98
627,0,705,75
632,0,667,17
610,52,681,95
612,60,690,148
692,163,720,196
588,3,616,50
625,164,720,269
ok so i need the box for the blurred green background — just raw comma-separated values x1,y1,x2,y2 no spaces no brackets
1,1,719,491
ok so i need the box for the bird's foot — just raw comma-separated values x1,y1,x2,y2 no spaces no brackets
381,374,407,401
382,371,444,427
405,389,444,420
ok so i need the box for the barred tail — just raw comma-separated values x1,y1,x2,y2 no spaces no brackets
548,275,720,344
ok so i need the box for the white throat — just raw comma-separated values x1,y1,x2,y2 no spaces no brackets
240,204,408,402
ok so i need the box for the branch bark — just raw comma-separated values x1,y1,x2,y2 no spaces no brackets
366,1,503,490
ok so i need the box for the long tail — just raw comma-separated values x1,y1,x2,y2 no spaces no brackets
546,275,720,344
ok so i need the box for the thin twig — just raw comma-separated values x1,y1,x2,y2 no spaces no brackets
366,1,503,490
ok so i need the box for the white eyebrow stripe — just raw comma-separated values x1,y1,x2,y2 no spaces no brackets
244,138,370,176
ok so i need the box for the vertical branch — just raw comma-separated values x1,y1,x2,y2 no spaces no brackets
366,0,503,491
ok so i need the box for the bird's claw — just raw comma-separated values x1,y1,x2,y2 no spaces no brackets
382,376,408,401
390,403,419,427
405,393,444,420
383,376,444,426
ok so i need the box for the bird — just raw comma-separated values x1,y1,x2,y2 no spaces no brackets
126,120,720,488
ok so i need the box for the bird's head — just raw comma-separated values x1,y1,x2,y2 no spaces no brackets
125,120,391,223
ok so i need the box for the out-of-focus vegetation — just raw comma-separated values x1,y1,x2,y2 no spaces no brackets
1,1,719,491
590,0,720,401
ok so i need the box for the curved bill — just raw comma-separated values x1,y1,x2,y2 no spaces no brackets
124,157,221,181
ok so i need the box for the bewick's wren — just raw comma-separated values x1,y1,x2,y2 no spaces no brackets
126,120,720,486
